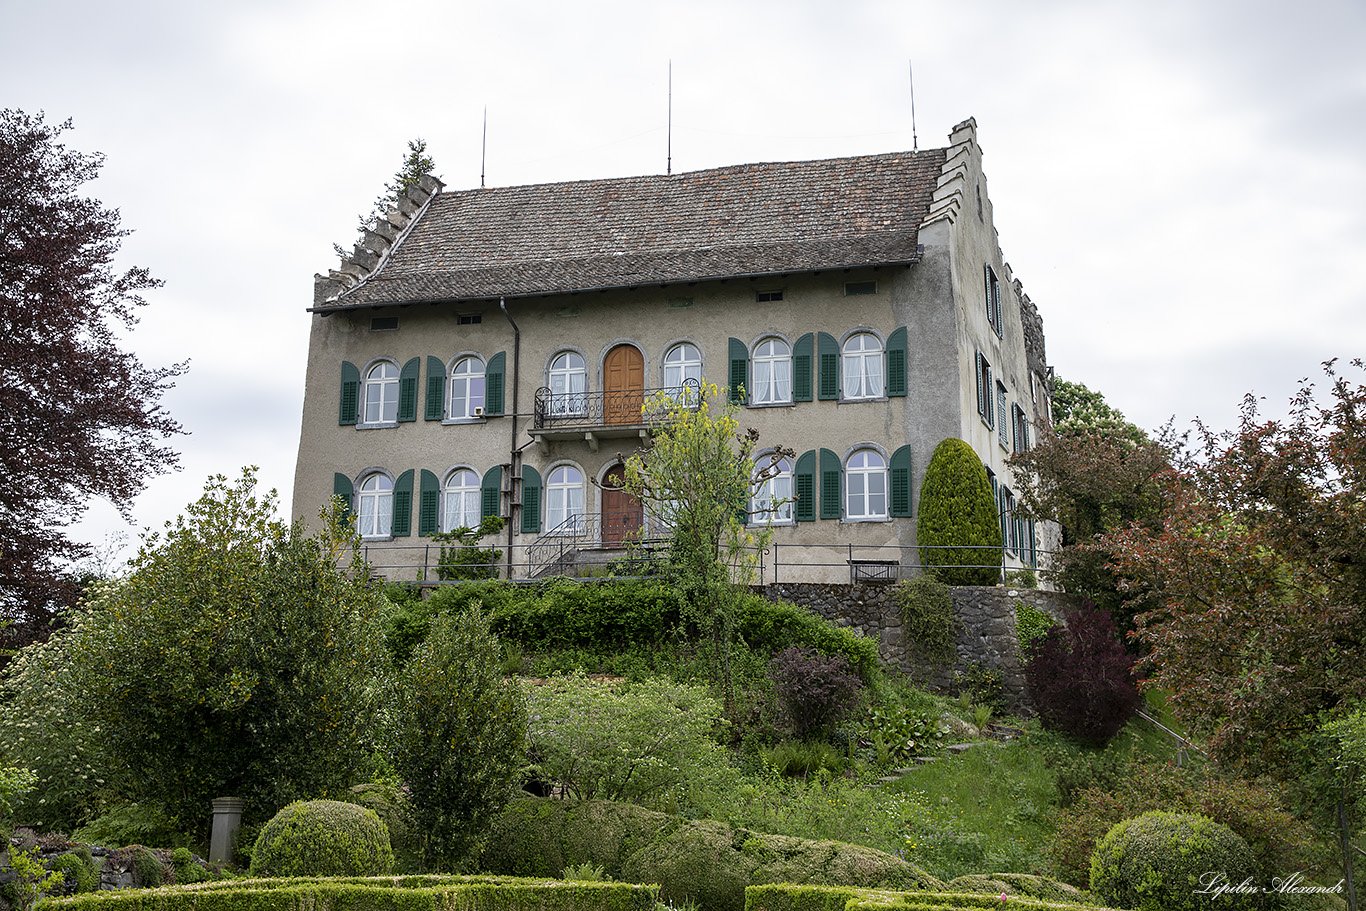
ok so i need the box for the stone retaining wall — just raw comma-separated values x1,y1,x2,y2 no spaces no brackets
759,582,1078,712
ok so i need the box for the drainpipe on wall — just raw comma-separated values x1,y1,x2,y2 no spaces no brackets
500,298,520,578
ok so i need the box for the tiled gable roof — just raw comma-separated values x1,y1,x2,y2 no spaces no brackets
320,148,948,309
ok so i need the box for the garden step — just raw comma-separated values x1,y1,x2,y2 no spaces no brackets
945,741,1002,753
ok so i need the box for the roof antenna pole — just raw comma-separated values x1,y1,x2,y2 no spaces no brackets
481,106,487,188
908,60,919,153
667,60,673,176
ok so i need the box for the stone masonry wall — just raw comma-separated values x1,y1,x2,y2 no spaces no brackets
760,582,1079,713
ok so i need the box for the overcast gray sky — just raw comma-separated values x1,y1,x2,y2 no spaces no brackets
5,0,1364,562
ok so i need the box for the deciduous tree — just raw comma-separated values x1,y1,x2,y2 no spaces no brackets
0,109,184,643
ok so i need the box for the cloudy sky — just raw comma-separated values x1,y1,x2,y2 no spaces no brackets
5,0,1364,562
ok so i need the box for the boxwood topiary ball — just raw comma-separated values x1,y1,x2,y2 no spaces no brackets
1090,810,1263,911
249,799,393,877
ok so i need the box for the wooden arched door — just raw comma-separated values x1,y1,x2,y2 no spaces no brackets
604,344,645,424
602,464,643,545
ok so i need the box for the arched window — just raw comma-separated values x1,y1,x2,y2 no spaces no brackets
751,456,793,524
546,465,585,531
663,343,702,391
357,473,393,537
845,450,887,519
362,361,399,424
752,338,792,404
842,333,883,400
548,351,587,415
443,468,481,532
448,357,486,419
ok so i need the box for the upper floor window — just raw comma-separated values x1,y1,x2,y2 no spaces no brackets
546,465,585,531
357,473,393,538
444,468,481,532
752,338,792,404
842,333,883,400
1012,403,1030,453
664,343,702,392
548,352,587,415
363,362,399,424
845,450,887,519
975,352,994,428
997,383,1009,449
750,456,793,524
984,265,1003,337
448,357,486,419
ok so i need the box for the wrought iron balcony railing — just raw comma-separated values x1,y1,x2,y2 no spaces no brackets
532,378,701,430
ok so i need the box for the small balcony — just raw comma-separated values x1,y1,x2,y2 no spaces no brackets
530,378,701,451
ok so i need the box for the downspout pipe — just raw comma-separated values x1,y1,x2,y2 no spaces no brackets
500,297,520,578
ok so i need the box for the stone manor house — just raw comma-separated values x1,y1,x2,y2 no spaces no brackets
292,117,1056,584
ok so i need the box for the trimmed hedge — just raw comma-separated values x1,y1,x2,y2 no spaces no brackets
745,883,1107,911
44,876,659,911
734,593,880,683
480,798,942,911
250,799,393,877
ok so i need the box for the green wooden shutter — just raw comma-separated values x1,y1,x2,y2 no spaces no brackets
793,333,813,402
392,469,414,536
485,351,506,416
418,470,440,536
398,357,420,422
425,356,446,420
975,352,987,419
794,450,816,522
520,466,542,533
886,327,907,397
333,473,354,518
889,445,912,517
339,362,359,425
817,332,839,400
481,465,503,519
728,338,748,404
819,448,841,519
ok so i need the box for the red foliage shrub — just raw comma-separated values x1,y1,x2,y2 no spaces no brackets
1024,603,1140,746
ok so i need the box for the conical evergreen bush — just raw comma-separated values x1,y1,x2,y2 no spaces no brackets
916,438,1002,585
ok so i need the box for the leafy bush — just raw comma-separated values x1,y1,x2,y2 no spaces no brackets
169,846,208,884
389,609,526,871
1024,603,1139,746
916,438,1002,586
1013,604,1056,659
860,706,950,764
249,799,393,877
0,764,34,839
342,782,420,873
433,515,505,580
130,845,167,887
892,578,954,661
761,740,845,779
49,852,98,894
2,846,65,911
526,672,730,809
1048,760,1319,888
4,472,392,835
1090,810,1260,911
72,801,194,849
768,648,863,740
732,593,880,684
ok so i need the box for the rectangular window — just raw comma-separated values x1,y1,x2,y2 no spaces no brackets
844,281,877,296
1012,403,1030,453
984,266,1003,337
997,384,1009,448
1000,486,1015,553
756,290,784,302
457,313,482,325
370,317,398,331
976,352,994,428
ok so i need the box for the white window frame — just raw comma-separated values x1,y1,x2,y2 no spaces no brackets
546,464,586,532
362,361,399,425
751,338,792,405
750,455,794,525
845,449,888,520
443,468,482,532
448,356,486,420
841,333,884,400
548,351,587,416
357,472,393,539
663,342,702,393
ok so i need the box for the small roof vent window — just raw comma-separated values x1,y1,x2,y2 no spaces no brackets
458,313,482,325
756,290,784,302
844,281,877,296
370,317,399,331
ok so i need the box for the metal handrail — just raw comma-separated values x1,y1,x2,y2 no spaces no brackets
532,378,701,429
524,510,671,577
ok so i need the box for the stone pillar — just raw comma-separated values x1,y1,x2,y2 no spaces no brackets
209,797,245,864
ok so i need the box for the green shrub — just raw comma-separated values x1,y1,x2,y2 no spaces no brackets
526,671,731,809
1012,604,1056,659
389,610,526,871
49,852,98,895
433,515,505,580
249,799,393,878
130,845,167,887
72,801,194,849
893,578,954,662
916,438,1002,586
952,663,1005,715
169,847,209,884
1090,810,1260,911
946,873,1087,903
732,593,880,683
343,781,420,873
859,706,950,764
762,740,845,779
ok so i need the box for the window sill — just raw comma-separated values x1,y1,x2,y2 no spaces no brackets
840,516,893,524
360,534,395,543
442,417,488,426
748,519,795,528
747,401,796,409
356,421,399,431
839,395,888,405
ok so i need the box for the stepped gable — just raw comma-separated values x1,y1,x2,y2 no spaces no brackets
313,147,949,310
